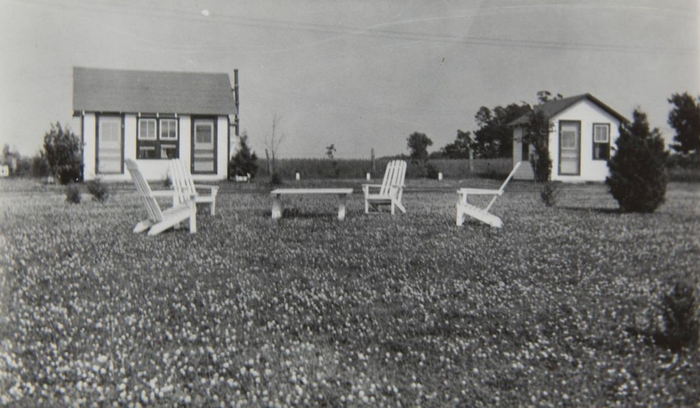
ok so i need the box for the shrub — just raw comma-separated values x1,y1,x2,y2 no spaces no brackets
654,281,699,352
86,179,109,203
30,154,50,178
43,122,82,184
65,183,81,204
425,162,440,179
540,181,561,207
269,173,283,186
606,109,668,212
229,132,258,179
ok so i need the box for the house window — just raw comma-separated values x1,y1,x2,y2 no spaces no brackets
137,117,179,159
592,123,610,160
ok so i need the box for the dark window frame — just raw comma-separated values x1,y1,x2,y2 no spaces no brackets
191,116,218,175
592,122,611,161
95,113,124,175
521,139,530,161
136,116,180,160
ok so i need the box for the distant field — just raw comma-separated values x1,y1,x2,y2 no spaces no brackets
255,158,513,179
0,178,698,406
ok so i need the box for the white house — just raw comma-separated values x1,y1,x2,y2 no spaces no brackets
509,94,628,182
73,67,238,181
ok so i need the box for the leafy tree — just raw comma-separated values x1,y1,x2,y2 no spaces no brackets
407,132,432,161
472,103,530,158
229,132,258,179
521,109,553,183
43,122,81,184
606,108,668,212
667,92,700,156
325,144,339,178
325,144,336,160
440,130,473,159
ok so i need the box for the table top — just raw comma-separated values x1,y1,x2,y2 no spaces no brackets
271,188,353,195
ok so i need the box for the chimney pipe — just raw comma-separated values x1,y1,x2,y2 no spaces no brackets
233,69,239,136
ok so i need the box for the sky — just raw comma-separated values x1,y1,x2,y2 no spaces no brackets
0,0,698,159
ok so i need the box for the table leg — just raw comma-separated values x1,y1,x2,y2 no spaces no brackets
337,194,347,221
271,195,282,220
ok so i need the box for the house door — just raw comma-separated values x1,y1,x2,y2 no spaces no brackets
97,116,122,174
559,121,580,175
192,119,216,174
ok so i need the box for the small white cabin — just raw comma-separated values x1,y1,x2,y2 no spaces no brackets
509,94,627,182
73,67,238,181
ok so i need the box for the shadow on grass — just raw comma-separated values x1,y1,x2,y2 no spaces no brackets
264,208,346,220
558,206,620,214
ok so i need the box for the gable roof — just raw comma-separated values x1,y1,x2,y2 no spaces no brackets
508,93,627,126
73,67,236,115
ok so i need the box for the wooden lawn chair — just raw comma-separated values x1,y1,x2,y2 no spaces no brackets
456,161,521,228
167,159,219,215
362,160,407,215
125,159,197,236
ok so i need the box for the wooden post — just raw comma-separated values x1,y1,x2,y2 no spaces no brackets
468,148,474,173
265,148,272,175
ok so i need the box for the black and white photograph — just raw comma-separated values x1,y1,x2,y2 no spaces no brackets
0,0,698,405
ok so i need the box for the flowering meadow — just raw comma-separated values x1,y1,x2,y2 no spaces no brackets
1,179,698,406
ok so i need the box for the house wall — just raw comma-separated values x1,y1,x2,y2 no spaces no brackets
512,99,621,182
82,113,229,181
549,100,621,182
512,127,535,180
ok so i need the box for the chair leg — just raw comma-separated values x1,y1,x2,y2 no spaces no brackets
394,201,406,214
364,198,369,214
272,195,283,220
210,200,216,216
189,208,197,233
133,220,153,233
456,205,464,226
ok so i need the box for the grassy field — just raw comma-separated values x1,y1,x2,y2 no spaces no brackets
1,178,699,406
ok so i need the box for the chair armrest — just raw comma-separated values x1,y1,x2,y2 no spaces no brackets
194,184,219,195
362,184,383,195
457,188,501,195
194,184,219,190
151,190,175,197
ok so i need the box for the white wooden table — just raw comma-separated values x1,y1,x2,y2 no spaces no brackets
270,188,353,220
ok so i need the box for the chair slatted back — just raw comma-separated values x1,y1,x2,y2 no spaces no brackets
380,160,407,197
125,159,163,222
485,161,522,211
168,159,196,206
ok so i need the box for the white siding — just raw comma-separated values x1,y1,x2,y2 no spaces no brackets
82,113,96,180
83,113,228,181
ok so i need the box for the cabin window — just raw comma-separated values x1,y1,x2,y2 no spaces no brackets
592,123,610,160
137,117,179,159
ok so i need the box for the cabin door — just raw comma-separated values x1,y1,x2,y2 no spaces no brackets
559,121,581,175
192,118,216,174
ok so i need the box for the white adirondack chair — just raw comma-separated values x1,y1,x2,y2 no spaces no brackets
456,161,521,228
362,160,407,215
125,159,197,236
165,159,219,215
